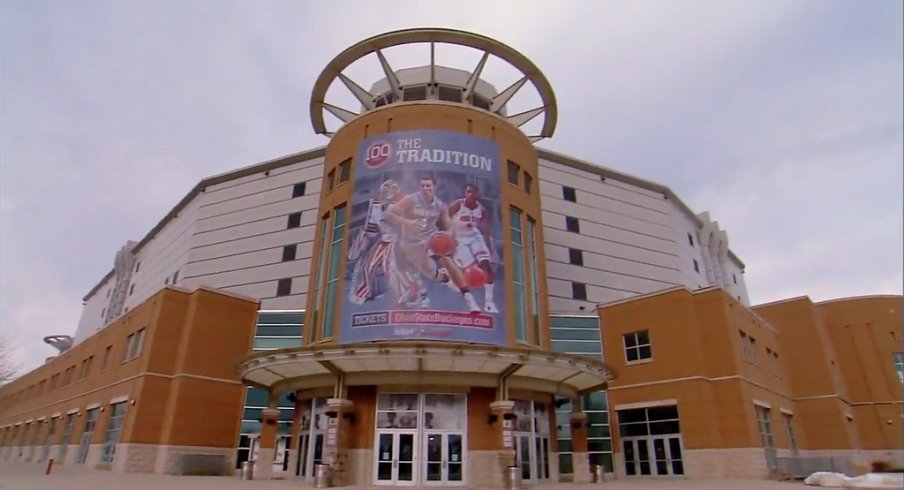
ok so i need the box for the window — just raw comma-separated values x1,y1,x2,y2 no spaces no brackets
782,413,799,454
562,186,577,202
123,330,144,363
565,216,580,233
755,406,775,458
292,182,307,198
568,248,584,266
510,208,527,342
78,356,93,379
571,282,587,301
523,172,533,194
527,217,541,345
321,205,347,339
894,353,904,384
623,330,652,362
123,334,135,362
101,346,112,371
733,274,738,284
281,244,297,262
773,351,780,377
310,215,330,341
287,212,302,229
276,278,292,297
100,307,105,318
507,161,520,185
129,284,135,296
135,262,140,273
99,402,128,463
687,233,694,246
337,159,351,184
693,259,699,273
327,169,336,191
766,348,775,374
172,271,179,283
749,337,758,365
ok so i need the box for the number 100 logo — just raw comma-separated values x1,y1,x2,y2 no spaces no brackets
364,141,391,169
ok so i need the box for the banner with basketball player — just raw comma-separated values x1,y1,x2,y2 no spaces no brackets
340,129,507,346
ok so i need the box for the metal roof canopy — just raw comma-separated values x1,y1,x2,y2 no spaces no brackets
309,27,558,141
239,341,616,400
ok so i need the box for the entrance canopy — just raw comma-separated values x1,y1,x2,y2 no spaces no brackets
239,341,617,399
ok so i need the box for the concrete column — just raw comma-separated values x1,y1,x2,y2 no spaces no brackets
254,405,280,480
323,398,354,486
490,400,517,488
570,412,591,483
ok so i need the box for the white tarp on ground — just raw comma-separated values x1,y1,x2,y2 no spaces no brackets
804,471,904,488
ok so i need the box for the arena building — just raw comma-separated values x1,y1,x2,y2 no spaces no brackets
0,28,901,488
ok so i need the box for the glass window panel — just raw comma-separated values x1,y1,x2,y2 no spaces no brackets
557,439,572,453
588,439,612,452
558,453,573,474
245,388,268,406
244,408,263,420
253,337,303,349
637,330,650,344
587,425,611,438
583,392,608,410
590,452,614,472
256,312,305,325
624,333,638,348
240,421,262,433
647,405,679,421
618,422,650,437
625,348,639,362
551,328,601,341
551,340,602,354
550,316,599,329
255,325,303,336
639,345,652,359
649,420,681,435
377,394,418,410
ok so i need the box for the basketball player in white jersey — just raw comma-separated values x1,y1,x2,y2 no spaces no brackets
384,174,481,313
347,179,413,305
446,183,498,313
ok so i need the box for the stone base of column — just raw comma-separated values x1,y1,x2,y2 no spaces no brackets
254,448,275,480
572,451,591,483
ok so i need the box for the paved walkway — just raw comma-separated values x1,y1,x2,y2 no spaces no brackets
0,462,806,489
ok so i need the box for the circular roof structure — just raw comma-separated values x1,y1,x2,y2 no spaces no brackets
239,341,615,399
309,27,558,142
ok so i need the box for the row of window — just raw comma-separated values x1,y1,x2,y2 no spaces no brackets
0,400,129,465
739,330,781,375
1,329,145,409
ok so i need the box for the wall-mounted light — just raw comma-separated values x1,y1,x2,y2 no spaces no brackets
502,413,516,421
325,410,338,419
342,412,356,424
486,414,499,425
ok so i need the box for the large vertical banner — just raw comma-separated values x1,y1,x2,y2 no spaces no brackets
341,130,507,346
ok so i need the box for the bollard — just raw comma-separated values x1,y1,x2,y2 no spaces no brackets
506,465,522,490
45,458,54,475
240,461,254,480
592,464,605,483
313,463,332,488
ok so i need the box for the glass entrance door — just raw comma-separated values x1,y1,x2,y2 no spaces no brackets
76,408,100,465
623,436,684,476
375,431,417,485
295,397,326,480
423,432,463,485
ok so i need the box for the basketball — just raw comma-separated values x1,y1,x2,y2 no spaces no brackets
464,265,486,288
428,232,456,256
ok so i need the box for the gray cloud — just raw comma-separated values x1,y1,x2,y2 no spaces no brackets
1,0,901,373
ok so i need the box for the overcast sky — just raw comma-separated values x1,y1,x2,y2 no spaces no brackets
1,0,901,373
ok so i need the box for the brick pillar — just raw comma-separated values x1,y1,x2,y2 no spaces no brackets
490,400,516,489
570,412,591,483
254,407,280,480
323,398,353,486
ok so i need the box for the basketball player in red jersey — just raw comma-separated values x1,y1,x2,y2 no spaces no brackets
446,184,498,313
384,174,481,312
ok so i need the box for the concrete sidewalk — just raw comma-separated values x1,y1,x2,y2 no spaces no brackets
0,462,805,489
